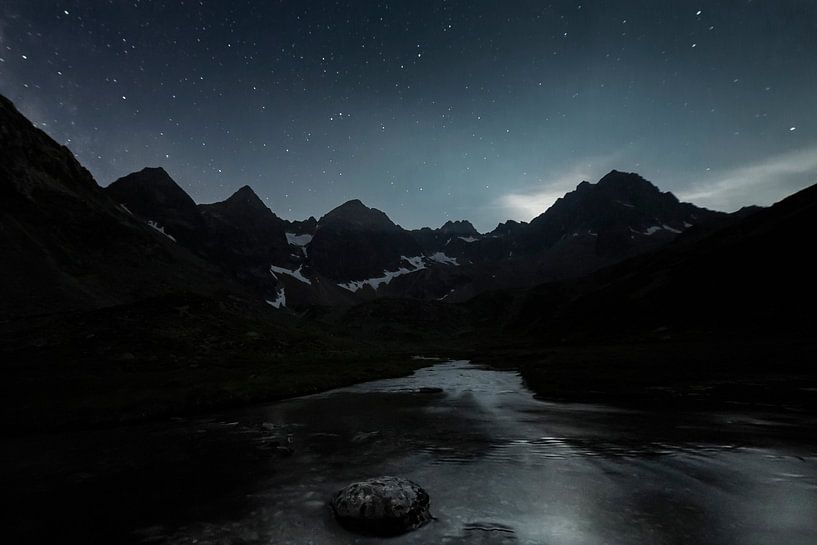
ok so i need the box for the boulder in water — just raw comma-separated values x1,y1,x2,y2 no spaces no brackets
331,476,432,535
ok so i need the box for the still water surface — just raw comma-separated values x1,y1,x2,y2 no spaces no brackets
7,361,817,544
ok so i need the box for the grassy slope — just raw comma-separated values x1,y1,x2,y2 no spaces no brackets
471,339,817,413
5,284,816,434
1,294,445,433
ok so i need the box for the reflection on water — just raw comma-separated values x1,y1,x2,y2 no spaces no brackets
6,361,817,544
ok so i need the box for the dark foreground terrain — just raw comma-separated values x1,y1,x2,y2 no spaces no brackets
0,293,451,433
479,340,817,413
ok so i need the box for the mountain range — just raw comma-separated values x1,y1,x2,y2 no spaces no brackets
0,96,233,320
102,164,737,309
3,90,816,429
2,87,736,318
2,91,751,318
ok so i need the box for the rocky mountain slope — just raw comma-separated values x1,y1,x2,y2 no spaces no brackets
1,91,740,316
99,166,729,308
0,93,425,432
0,95,228,320
385,171,727,302
5,90,816,430
309,199,424,282
473,179,817,343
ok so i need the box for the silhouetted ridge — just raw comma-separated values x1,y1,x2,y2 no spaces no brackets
204,185,278,219
489,219,527,236
311,200,422,281
0,93,225,319
0,90,752,311
224,185,268,210
108,167,195,206
106,167,205,247
319,199,396,230
493,180,817,341
596,169,664,191
439,220,479,236
285,216,318,235
528,170,721,243
197,184,290,295
1,94,102,203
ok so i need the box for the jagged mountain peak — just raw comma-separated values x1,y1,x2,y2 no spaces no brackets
197,185,290,287
137,165,171,177
216,184,271,214
118,166,175,187
491,219,526,232
233,184,258,197
107,166,196,210
200,185,285,235
440,220,479,236
595,169,677,201
533,170,690,223
326,199,372,216
1,93,225,319
340,198,365,207
311,199,422,281
285,216,318,235
598,169,649,184
1,93,102,204
526,170,723,249
320,199,396,230
105,167,206,248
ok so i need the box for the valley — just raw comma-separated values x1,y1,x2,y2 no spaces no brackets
3,2,816,543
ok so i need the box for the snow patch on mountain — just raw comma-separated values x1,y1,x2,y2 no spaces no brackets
438,287,456,301
266,287,286,309
147,220,176,242
633,224,685,236
428,252,459,266
458,236,478,243
338,255,427,293
270,264,311,284
286,233,312,257
286,232,313,246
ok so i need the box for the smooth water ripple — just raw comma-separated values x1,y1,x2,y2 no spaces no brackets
146,361,817,545
6,361,817,544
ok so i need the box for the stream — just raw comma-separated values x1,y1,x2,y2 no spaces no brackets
5,360,817,544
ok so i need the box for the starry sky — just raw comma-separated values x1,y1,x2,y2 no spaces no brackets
1,1,815,231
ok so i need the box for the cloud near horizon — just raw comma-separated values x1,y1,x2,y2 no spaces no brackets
678,144,817,212
494,155,625,222
495,144,817,224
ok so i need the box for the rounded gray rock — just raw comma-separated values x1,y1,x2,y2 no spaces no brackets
331,476,432,536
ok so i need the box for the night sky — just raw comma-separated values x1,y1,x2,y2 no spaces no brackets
1,1,815,231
